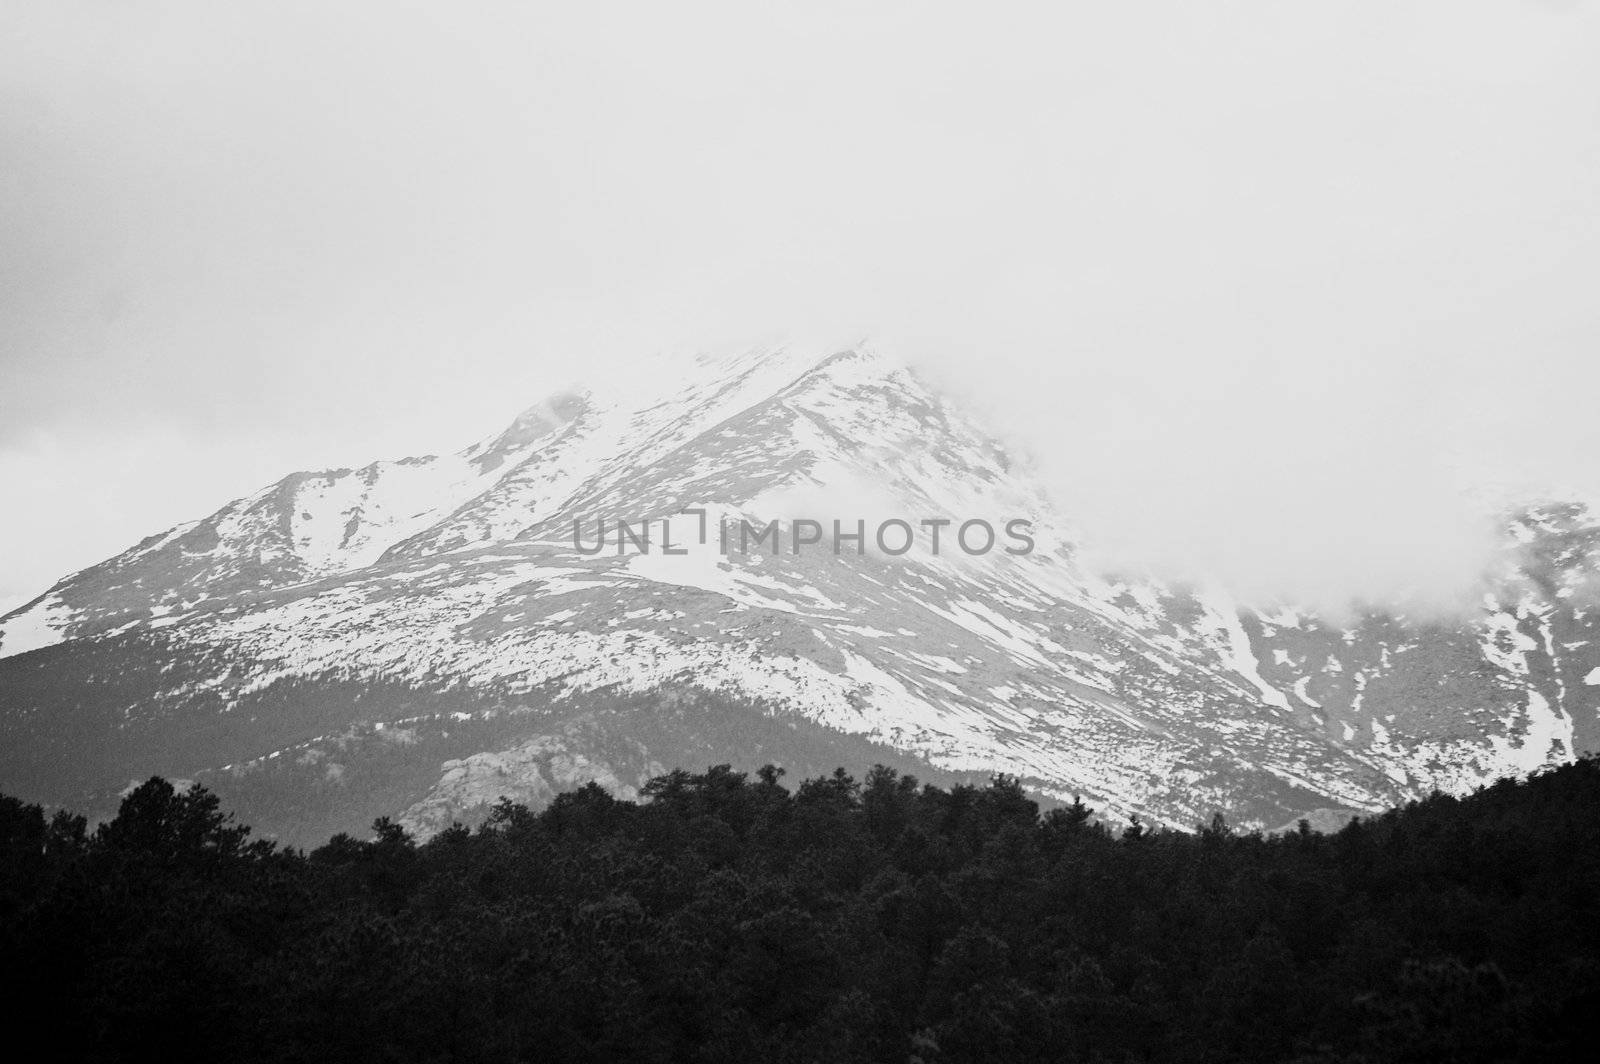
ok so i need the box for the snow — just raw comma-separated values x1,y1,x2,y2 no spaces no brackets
1488,689,1573,770
918,598,1057,669
1258,606,1303,629
1204,592,1292,711
895,651,968,675
0,593,72,660
625,535,823,616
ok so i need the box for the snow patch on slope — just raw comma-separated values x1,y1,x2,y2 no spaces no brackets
0,593,73,660
1203,593,1292,711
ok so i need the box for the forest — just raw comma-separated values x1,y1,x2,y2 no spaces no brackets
3,757,1598,1063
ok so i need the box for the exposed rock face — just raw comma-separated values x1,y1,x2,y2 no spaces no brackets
398,725,664,837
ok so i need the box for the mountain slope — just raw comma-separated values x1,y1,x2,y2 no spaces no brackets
1,347,1590,841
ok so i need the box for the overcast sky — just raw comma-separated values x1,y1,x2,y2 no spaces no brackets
2,1,1597,614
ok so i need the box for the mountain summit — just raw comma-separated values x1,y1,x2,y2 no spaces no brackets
2,347,1595,841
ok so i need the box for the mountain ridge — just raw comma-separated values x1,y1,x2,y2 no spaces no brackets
2,346,1594,841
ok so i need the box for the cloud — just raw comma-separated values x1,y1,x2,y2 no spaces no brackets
1,1,1597,613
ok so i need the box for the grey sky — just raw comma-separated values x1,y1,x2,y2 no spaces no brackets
2,1,1597,613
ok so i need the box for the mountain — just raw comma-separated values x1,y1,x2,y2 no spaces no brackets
2,346,1595,843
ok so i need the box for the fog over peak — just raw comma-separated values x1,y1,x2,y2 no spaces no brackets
2,1,1597,614
904,336,1527,611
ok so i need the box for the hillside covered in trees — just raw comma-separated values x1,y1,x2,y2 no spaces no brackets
3,759,1599,1063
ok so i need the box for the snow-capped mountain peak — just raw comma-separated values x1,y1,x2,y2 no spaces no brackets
2,346,1594,841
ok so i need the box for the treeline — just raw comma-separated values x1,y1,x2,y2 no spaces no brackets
3,760,1599,1063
